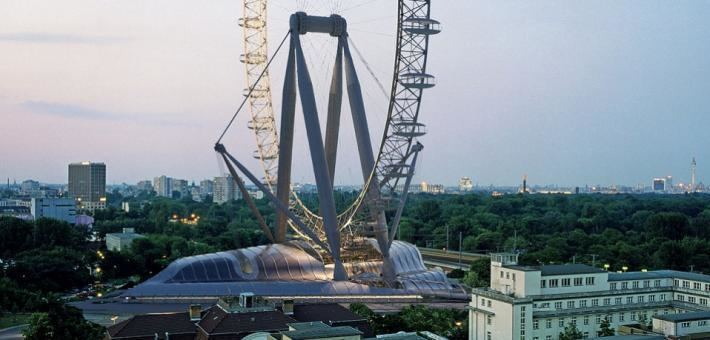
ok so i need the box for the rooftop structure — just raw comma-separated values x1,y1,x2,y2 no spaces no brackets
123,240,466,300
105,298,376,340
282,322,362,340
107,312,196,340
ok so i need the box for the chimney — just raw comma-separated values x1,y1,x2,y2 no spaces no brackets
282,299,295,315
189,304,202,321
240,292,255,308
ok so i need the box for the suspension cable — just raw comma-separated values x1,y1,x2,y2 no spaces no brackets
217,30,291,144
347,36,390,101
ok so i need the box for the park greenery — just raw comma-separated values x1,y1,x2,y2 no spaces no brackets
349,303,467,340
1,191,710,337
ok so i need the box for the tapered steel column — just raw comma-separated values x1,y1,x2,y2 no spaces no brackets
275,35,297,243
324,41,344,184
292,32,346,281
342,37,394,283
220,153,274,243
389,142,423,246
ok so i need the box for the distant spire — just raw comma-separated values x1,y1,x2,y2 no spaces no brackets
691,157,697,191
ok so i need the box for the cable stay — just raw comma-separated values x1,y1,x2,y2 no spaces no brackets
216,30,291,144
348,36,390,101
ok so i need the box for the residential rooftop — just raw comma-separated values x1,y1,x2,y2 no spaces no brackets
654,311,710,322
107,312,195,340
282,325,363,340
609,270,710,282
504,263,605,276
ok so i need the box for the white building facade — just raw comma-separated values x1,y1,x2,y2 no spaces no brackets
153,175,172,198
652,311,710,337
213,175,241,204
469,253,710,340
30,197,76,224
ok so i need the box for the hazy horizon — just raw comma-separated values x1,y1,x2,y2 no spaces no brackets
2,1,709,187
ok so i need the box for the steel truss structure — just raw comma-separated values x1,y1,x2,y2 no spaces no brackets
217,0,441,285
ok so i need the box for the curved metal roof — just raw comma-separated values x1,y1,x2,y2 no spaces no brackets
125,240,467,299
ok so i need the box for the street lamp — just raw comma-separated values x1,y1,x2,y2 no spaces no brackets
603,264,610,271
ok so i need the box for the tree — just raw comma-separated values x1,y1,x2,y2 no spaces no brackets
646,212,689,241
32,218,86,249
0,217,33,258
349,302,374,318
597,318,615,337
447,269,465,279
559,324,583,340
23,302,104,340
6,247,91,292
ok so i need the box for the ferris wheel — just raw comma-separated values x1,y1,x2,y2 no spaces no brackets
215,0,441,282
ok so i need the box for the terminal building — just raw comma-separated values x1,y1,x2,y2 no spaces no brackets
468,253,710,340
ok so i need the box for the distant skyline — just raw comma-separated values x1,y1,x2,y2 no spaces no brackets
2,1,709,186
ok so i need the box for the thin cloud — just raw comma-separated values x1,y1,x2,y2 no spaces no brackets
0,33,128,45
23,101,117,120
22,100,198,128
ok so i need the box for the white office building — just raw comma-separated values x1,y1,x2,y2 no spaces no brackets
106,228,145,252
30,197,76,224
153,175,172,197
213,175,241,204
468,253,710,340
459,177,474,192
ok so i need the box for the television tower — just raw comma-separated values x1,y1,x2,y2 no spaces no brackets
691,157,697,192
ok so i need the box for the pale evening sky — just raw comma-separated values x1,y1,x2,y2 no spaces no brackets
1,1,709,187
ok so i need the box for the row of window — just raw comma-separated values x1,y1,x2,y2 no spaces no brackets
538,294,667,310
500,270,516,281
541,276,595,288
534,336,589,340
520,306,526,339
674,279,710,292
533,309,670,330
675,294,709,305
609,279,662,290
681,320,708,328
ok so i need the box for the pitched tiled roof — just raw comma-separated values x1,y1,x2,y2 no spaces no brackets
197,306,296,336
107,312,196,340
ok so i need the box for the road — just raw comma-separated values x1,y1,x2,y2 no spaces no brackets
0,325,26,340
418,248,488,271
